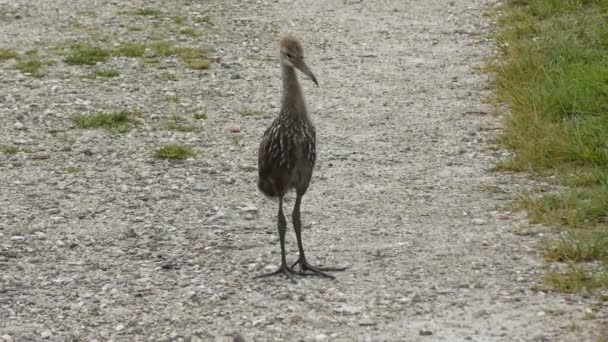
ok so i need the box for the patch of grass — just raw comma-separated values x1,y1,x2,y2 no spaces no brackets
545,231,608,262
491,0,608,300
72,110,140,133
166,95,180,103
193,112,207,120
157,115,199,132
150,41,175,57
64,45,111,65
113,43,146,57
172,16,186,25
544,265,608,294
193,15,212,25
1,146,31,154
47,129,65,134
150,41,209,69
65,166,82,173
134,8,162,17
239,108,264,117
0,47,17,60
94,69,119,78
179,27,199,37
15,59,45,77
154,144,196,160
156,72,177,81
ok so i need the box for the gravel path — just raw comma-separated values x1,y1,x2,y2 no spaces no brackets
0,0,604,341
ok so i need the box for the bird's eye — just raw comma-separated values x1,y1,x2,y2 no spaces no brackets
286,52,294,59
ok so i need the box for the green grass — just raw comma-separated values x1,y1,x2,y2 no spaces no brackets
0,48,17,60
15,59,45,77
166,95,180,103
154,144,196,160
156,72,177,81
1,146,31,154
150,41,210,70
134,8,162,17
172,16,186,25
72,110,140,133
491,0,608,293
94,69,119,78
157,115,199,132
113,43,146,58
239,108,264,117
544,265,608,294
64,45,111,65
193,112,207,120
179,27,199,37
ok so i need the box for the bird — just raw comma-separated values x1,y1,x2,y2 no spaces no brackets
255,36,345,281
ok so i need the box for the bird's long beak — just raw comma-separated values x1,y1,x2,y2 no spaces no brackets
294,59,319,87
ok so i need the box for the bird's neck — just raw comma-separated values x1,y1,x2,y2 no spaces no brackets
281,64,307,117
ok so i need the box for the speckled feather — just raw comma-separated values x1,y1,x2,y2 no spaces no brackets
257,112,316,198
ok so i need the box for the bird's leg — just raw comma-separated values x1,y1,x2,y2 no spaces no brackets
255,196,297,282
290,193,346,279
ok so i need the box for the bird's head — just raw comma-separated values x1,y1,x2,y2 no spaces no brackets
280,36,318,87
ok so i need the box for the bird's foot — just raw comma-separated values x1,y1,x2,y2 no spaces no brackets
254,263,299,283
290,258,347,279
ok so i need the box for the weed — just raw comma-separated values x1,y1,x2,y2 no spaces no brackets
94,69,119,78
65,166,82,173
179,27,199,37
134,8,162,17
239,108,264,117
172,16,186,25
157,115,199,132
545,230,608,262
113,43,146,57
544,265,608,293
166,95,180,103
15,59,45,77
193,112,207,120
0,47,17,60
156,72,177,81
64,45,110,65
72,110,140,133
154,144,196,160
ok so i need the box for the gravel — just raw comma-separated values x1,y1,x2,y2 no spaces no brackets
0,0,605,341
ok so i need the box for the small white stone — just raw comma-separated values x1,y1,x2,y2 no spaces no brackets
471,218,485,225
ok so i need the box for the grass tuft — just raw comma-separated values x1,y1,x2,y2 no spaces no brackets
1,146,31,154
134,8,162,17
15,59,45,77
94,69,119,78
157,115,199,132
72,110,140,133
193,112,207,120
179,27,199,37
65,45,111,65
0,47,17,60
239,108,264,117
150,41,210,69
154,144,196,160
114,43,146,58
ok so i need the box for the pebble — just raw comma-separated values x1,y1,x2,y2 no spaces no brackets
336,304,362,315
358,317,376,326
40,330,52,339
419,330,433,336
115,324,125,331
471,218,485,225
230,72,241,80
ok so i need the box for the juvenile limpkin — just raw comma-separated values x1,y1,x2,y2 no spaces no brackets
256,36,345,281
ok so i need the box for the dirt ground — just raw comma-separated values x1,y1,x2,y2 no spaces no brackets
0,0,605,341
